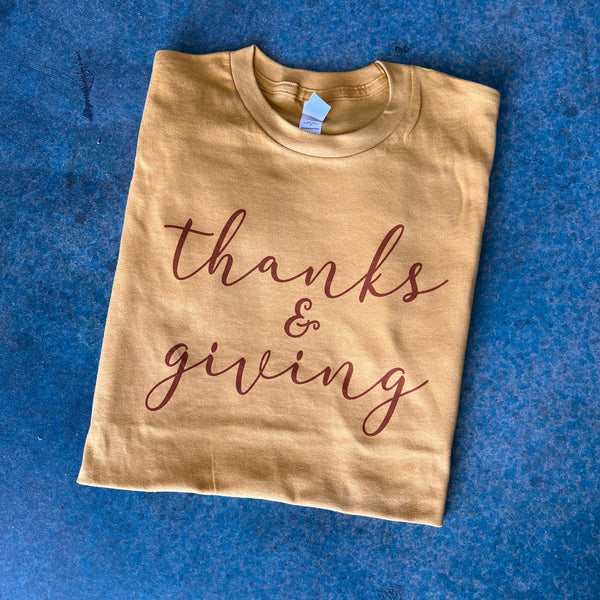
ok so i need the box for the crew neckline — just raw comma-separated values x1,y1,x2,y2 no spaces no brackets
229,44,421,158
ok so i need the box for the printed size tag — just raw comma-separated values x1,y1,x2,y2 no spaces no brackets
299,114,324,133
299,92,331,134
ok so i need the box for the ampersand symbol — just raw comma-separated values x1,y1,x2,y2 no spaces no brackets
283,297,321,338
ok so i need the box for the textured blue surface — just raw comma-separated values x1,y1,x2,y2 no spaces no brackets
1,1,599,598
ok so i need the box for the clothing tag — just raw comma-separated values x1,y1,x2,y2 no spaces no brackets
299,92,331,134
299,114,325,134
303,92,331,121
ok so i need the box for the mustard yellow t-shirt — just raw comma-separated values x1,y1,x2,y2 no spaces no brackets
76,44,501,527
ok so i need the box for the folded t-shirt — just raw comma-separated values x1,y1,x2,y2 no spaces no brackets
76,44,501,527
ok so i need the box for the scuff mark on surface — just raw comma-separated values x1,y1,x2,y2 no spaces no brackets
76,51,94,121
66,147,78,189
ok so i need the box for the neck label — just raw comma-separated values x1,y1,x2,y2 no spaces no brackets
299,92,331,134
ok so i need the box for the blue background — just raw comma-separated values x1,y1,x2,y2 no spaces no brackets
1,1,598,598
